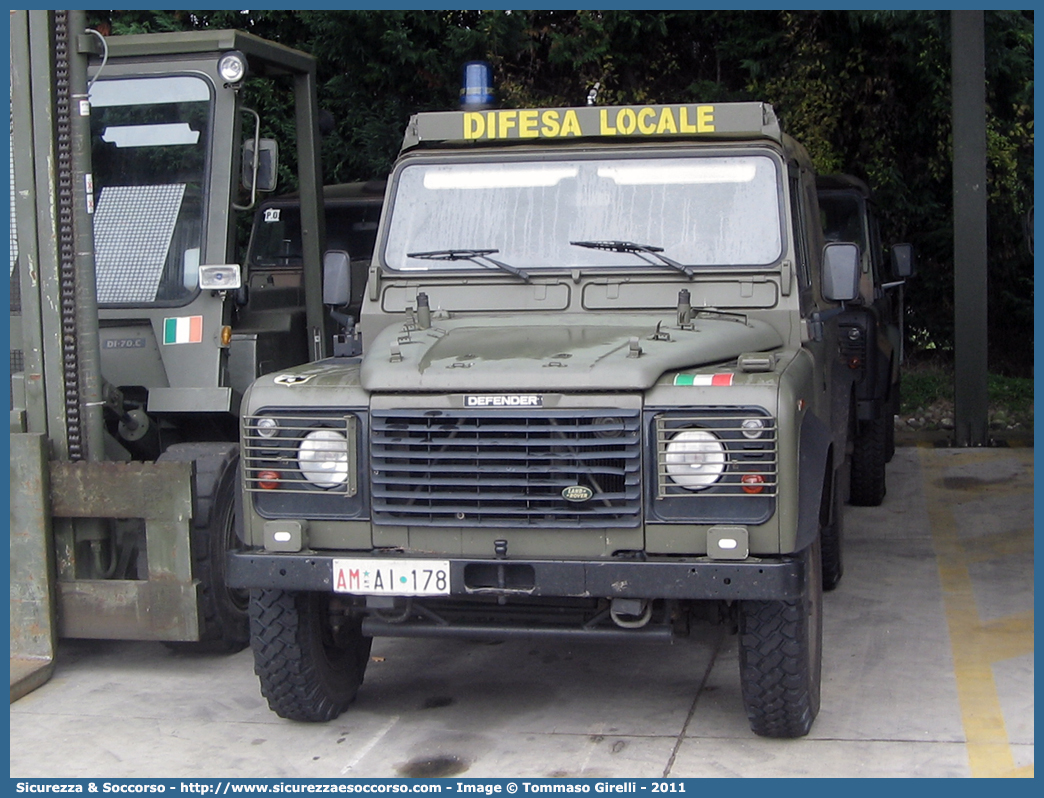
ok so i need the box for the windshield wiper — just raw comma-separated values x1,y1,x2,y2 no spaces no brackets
570,240,693,277
406,248,530,282
694,308,749,325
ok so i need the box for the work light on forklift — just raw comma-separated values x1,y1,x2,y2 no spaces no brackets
218,50,247,84
199,264,242,291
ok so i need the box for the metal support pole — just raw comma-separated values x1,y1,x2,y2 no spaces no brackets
10,9,59,702
951,11,989,447
11,10,48,437
295,68,327,361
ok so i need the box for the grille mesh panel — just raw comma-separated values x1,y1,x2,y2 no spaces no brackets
371,408,642,528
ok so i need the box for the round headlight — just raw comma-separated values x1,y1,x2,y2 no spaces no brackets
665,429,726,490
256,417,279,438
298,429,349,489
218,50,247,84
741,418,765,439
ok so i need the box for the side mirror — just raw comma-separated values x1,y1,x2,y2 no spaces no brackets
891,243,915,278
323,250,351,306
242,138,279,193
821,242,860,302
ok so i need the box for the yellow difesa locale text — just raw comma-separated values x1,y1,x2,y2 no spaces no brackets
462,105,716,141
600,106,715,136
463,109,583,140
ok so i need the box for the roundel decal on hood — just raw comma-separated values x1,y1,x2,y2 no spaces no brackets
562,485,594,502
273,373,314,386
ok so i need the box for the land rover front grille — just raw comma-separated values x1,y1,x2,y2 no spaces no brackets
370,408,642,528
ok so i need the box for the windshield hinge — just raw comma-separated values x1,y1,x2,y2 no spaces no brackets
368,262,381,301
780,260,793,296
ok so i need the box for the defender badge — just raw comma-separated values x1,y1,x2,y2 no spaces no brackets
274,374,314,386
464,394,542,407
562,485,594,502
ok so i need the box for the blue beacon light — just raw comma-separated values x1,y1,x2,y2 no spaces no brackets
460,61,494,110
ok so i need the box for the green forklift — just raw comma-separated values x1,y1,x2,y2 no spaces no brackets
10,10,344,699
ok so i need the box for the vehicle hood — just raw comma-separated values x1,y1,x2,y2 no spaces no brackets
359,313,783,392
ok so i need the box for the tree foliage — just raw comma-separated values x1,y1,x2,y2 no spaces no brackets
86,10,1034,374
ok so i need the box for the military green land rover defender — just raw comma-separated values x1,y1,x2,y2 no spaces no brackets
817,174,914,506
229,102,862,737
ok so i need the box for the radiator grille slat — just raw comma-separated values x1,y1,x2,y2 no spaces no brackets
371,409,642,528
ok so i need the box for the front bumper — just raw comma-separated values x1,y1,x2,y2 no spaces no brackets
227,551,804,602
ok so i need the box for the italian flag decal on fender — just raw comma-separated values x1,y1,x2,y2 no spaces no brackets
674,373,734,387
163,316,203,345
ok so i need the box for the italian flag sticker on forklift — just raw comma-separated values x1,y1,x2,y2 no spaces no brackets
163,315,203,344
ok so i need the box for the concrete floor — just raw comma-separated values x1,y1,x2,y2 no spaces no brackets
10,446,1034,778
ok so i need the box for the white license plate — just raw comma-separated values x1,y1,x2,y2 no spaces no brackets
332,558,451,596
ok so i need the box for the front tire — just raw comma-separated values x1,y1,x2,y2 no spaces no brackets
250,589,372,722
738,537,823,738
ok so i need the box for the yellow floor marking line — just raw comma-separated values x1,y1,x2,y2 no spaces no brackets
919,446,1034,778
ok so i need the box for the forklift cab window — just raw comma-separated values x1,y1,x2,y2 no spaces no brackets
89,75,211,306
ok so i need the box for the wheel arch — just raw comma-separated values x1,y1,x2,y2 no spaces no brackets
795,411,833,553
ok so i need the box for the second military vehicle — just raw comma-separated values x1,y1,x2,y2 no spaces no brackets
817,174,914,506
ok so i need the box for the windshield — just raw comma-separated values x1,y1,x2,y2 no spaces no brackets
383,153,783,273
89,75,211,305
819,193,867,251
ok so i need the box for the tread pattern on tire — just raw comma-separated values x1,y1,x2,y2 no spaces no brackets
250,589,370,722
739,540,822,739
159,442,249,653
739,599,818,737
849,416,887,506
